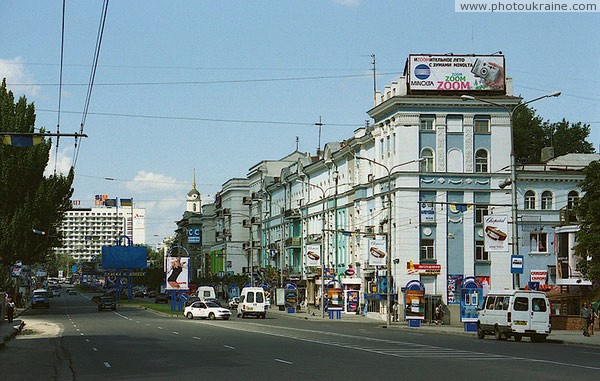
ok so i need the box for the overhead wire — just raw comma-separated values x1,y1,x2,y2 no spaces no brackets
73,0,110,168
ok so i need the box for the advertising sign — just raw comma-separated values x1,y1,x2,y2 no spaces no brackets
407,260,441,275
420,202,435,223
187,227,201,244
165,256,189,290
484,215,509,252
530,269,547,285
368,238,387,266
511,255,524,274
408,54,505,93
447,274,463,304
460,277,483,323
305,244,321,267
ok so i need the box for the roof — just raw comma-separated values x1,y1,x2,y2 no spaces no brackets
546,153,600,167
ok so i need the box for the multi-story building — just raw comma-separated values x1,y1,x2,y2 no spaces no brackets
55,202,146,262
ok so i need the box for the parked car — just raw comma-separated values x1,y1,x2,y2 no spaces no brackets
32,289,50,309
155,293,169,304
134,290,146,298
66,287,77,295
51,289,61,297
184,301,231,320
238,287,267,319
228,297,239,309
184,296,200,307
148,291,158,298
98,295,117,311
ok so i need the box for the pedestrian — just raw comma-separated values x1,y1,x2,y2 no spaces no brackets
6,297,16,323
392,301,399,322
581,302,592,337
435,303,444,325
590,305,597,336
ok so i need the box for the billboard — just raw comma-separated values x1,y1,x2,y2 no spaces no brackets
407,54,505,93
166,256,189,290
483,215,509,252
305,244,321,267
367,238,387,266
101,246,148,269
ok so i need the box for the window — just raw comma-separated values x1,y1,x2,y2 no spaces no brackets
475,149,489,173
524,191,536,210
474,118,490,133
475,205,489,224
476,240,489,261
421,148,434,172
567,191,579,209
380,139,384,160
485,296,495,309
420,239,435,260
541,191,553,210
420,116,435,131
386,135,391,157
530,232,548,253
532,298,547,312
446,116,463,133
514,297,529,311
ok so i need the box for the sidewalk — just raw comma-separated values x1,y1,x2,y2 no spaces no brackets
0,306,26,349
268,306,600,347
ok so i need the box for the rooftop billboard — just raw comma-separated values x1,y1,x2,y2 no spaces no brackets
407,54,505,93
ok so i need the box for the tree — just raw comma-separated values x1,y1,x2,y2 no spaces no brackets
0,79,74,269
513,106,595,164
575,160,600,282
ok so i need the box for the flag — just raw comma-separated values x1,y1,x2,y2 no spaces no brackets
120,198,133,207
104,198,117,207
2,134,44,146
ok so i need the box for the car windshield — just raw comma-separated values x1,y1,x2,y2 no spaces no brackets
205,301,220,308
34,291,49,297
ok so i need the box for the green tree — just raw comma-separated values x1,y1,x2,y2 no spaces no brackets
513,106,595,164
575,160,600,281
0,79,74,268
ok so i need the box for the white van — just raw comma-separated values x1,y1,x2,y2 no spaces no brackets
238,287,267,319
477,290,551,342
195,286,216,300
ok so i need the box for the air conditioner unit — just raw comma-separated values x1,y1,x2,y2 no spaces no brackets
251,216,260,224
251,192,260,200
242,219,251,228
222,208,231,216
365,226,375,234
242,196,252,205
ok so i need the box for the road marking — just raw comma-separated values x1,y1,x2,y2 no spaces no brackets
103,362,111,368
192,336,201,340
224,345,236,350
92,347,98,352
85,339,90,343
173,331,179,335
80,333,84,336
274,358,293,365
157,326,164,329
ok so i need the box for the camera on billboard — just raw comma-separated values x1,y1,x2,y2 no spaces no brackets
471,58,500,82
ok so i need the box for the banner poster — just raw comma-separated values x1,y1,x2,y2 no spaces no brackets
368,238,387,266
420,202,435,223
447,274,463,304
484,215,509,252
530,269,547,285
408,54,506,93
305,244,321,267
405,289,425,320
165,256,189,290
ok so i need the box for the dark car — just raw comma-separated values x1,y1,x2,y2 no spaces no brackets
32,289,50,309
98,296,116,311
155,293,169,304
148,291,158,298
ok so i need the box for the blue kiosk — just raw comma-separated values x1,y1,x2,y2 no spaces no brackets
404,280,425,328
460,276,483,332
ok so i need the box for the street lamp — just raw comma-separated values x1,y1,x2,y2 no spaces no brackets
461,91,561,289
354,156,424,327
297,178,328,319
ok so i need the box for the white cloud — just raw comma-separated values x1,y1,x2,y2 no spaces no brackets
44,146,73,177
126,170,183,193
0,57,40,97
333,0,361,6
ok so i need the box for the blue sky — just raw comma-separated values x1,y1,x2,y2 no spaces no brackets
1,1,598,245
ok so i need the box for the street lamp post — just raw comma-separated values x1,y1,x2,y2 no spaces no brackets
461,92,560,289
354,156,424,327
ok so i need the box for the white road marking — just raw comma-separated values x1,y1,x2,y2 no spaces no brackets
157,326,164,329
192,337,201,340
173,331,179,335
224,345,236,350
93,347,98,352
274,358,293,365
103,362,111,368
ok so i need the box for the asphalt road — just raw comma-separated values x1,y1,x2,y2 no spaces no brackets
3,292,600,380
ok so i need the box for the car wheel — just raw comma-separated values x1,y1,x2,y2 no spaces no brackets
209,313,216,320
477,325,485,339
186,312,194,320
223,317,229,320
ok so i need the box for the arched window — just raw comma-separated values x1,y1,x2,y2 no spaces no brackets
567,191,579,209
524,190,536,210
475,149,488,173
541,191,553,210
421,148,434,172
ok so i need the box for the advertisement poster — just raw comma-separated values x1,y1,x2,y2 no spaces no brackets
407,260,441,275
408,54,506,93
420,202,435,223
460,287,481,322
165,257,189,290
305,244,321,267
447,274,463,304
368,238,387,266
484,215,509,252
405,289,425,319
530,269,547,285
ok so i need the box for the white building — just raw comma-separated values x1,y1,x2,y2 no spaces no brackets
55,205,146,262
